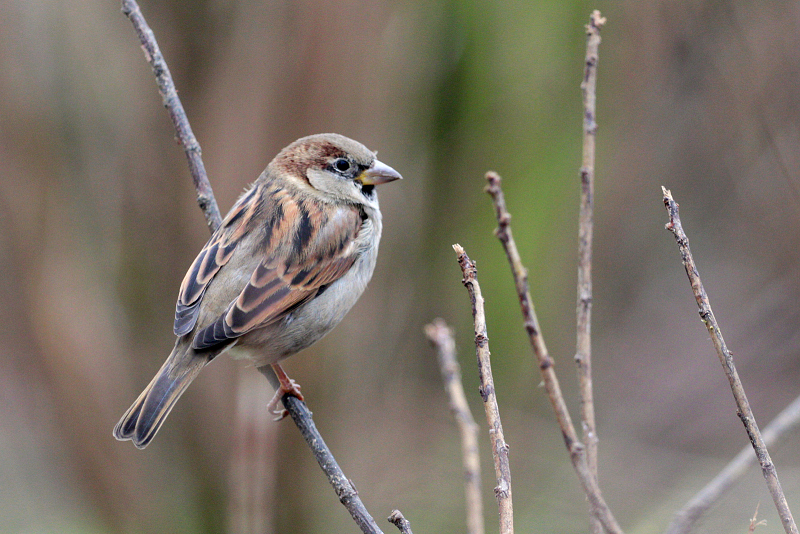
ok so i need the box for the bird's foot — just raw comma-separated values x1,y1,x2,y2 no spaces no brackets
267,364,304,421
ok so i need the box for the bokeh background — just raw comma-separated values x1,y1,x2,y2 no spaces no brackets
3,1,800,533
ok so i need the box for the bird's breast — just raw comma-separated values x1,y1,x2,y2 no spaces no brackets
235,214,381,366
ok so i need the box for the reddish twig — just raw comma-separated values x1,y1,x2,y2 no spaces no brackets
662,186,798,534
453,244,514,534
425,319,484,534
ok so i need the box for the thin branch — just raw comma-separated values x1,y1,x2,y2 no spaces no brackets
662,187,798,534
577,11,606,534
425,319,485,534
259,367,386,534
453,245,514,534
121,0,222,233
484,172,623,534
748,504,768,533
388,510,414,534
666,393,800,534
121,2,396,532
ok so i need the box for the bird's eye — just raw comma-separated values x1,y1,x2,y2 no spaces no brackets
333,158,351,173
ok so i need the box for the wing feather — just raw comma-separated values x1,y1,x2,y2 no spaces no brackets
189,193,362,350
173,185,263,336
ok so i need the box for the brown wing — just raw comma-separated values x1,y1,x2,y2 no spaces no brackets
190,193,363,350
173,186,262,336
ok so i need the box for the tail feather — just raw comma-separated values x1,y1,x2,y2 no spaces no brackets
114,345,208,449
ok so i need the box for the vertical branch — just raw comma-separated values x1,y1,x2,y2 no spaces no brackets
662,187,798,534
485,173,623,534
425,319,485,534
121,0,222,233
577,14,605,534
453,245,514,534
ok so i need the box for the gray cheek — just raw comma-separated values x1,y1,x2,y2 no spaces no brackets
307,168,371,205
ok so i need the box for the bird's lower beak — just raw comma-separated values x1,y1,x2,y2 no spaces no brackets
357,160,402,186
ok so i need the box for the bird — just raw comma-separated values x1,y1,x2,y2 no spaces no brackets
113,133,401,449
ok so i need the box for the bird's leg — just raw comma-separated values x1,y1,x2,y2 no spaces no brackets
266,363,304,420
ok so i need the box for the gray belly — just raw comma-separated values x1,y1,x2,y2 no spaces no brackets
232,244,377,366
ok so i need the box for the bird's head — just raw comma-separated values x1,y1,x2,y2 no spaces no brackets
269,133,401,205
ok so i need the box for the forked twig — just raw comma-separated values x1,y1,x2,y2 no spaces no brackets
662,187,798,534
485,173,622,534
122,1,401,532
577,11,606,534
748,504,768,533
454,244,514,534
666,393,800,534
425,319,485,534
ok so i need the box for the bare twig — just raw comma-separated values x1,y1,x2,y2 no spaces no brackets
484,173,623,534
121,0,222,233
425,319,484,534
259,367,386,534
666,393,800,534
577,11,606,534
748,504,767,533
662,187,798,534
122,2,395,532
388,510,414,534
453,245,514,534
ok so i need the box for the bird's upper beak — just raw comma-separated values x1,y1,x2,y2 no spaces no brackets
357,159,402,186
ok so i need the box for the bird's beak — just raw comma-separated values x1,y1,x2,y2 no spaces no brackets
357,160,402,186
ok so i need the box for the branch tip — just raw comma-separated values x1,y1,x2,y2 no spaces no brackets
588,10,607,32
453,246,513,534
388,510,413,534
662,190,798,534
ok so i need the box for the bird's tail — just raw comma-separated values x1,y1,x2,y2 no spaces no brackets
113,343,208,449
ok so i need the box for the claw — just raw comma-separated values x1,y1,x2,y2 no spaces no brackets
266,363,304,420
272,409,290,422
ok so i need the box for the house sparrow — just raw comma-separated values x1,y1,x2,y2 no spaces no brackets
113,133,401,449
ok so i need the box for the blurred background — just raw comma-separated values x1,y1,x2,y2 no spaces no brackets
2,0,800,533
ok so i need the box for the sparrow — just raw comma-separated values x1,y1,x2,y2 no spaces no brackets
113,133,401,449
